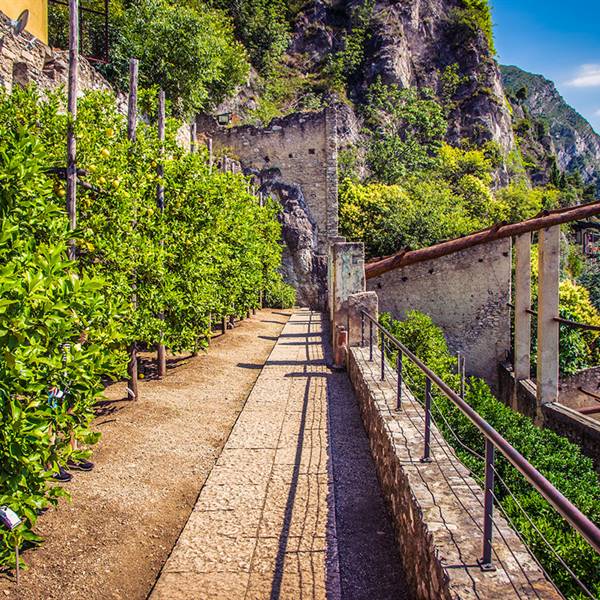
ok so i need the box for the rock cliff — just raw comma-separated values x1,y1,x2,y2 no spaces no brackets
287,0,515,153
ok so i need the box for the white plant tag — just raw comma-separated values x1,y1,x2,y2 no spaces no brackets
0,507,22,530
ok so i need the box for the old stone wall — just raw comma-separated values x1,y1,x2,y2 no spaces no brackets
0,11,111,94
498,364,600,473
347,346,561,599
197,110,338,252
368,239,512,389
197,110,338,309
559,366,600,412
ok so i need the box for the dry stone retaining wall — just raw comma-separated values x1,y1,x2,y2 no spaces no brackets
0,12,111,95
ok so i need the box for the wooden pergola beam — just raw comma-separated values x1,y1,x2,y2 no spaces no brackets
365,201,600,280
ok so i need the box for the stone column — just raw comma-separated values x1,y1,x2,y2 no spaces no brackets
348,292,378,347
329,242,365,352
514,233,532,381
536,226,560,411
324,107,339,242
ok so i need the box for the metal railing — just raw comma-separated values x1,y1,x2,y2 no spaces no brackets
360,311,600,574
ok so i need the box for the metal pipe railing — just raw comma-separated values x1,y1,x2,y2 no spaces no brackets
359,311,600,567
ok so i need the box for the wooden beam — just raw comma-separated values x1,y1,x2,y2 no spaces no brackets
365,201,600,280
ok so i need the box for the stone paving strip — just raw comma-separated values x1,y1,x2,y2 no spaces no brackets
150,309,339,600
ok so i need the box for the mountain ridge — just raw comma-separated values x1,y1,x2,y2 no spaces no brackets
501,64,600,196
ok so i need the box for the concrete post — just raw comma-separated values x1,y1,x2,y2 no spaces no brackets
536,226,560,411
328,242,365,353
514,233,532,381
348,292,378,347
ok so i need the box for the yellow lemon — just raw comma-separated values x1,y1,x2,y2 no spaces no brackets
105,128,115,138
99,176,107,185
100,148,110,158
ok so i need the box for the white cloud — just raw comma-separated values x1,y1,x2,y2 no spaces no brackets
567,64,600,87
596,108,600,116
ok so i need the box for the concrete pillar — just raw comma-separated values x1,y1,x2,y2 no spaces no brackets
328,242,365,352
536,226,560,410
348,292,378,347
514,233,532,381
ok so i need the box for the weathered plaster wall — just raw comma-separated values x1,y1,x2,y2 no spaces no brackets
368,239,512,389
347,346,561,599
1,0,48,43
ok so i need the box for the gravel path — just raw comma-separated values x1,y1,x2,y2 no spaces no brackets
0,310,290,600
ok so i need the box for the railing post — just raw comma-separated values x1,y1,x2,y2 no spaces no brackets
369,320,374,362
381,333,386,381
421,377,432,463
361,312,365,347
396,351,403,410
461,355,466,399
480,438,496,571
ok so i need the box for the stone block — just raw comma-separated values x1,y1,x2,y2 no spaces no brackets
348,291,378,347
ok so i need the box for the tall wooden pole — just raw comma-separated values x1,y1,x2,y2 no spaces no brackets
207,137,213,173
127,58,139,401
156,89,167,378
66,0,79,260
190,121,197,154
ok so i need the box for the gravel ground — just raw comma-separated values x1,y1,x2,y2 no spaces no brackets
0,309,291,600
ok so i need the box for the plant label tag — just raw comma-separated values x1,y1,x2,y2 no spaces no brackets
0,507,22,530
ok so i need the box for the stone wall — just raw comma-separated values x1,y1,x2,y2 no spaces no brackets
559,366,600,412
196,110,339,308
197,110,338,253
347,346,561,599
0,11,111,94
368,239,512,389
498,364,600,473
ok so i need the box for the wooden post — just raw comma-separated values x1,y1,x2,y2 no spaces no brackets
514,233,532,382
127,58,139,401
221,316,226,335
66,0,79,261
207,137,213,173
190,121,197,154
156,89,167,378
537,226,560,415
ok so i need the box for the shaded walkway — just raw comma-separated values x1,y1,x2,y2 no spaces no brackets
150,310,409,599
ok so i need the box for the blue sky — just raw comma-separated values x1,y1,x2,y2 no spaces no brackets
491,0,600,133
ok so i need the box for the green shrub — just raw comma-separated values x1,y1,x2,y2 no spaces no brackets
380,310,600,598
100,0,249,116
212,0,291,74
264,280,297,309
579,260,600,312
364,81,448,183
451,0,496,54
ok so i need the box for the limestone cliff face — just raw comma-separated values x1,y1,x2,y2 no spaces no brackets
289,0,515,153
502,65,600,195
